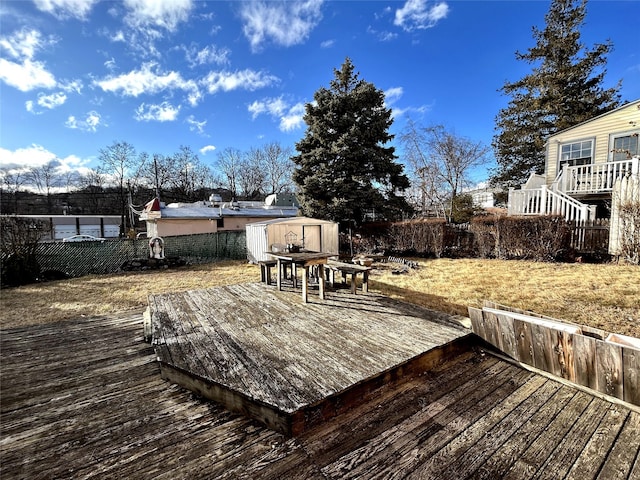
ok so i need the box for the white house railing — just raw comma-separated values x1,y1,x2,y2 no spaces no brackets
562,157,639,195
508,157,638,222
508,185,596,222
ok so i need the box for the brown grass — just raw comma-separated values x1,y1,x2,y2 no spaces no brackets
1,259,638,337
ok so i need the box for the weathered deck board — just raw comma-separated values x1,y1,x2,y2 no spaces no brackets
501,391,595,479
2,295,639,479
565,404,631,480
148,282,472,434
466,384,578,480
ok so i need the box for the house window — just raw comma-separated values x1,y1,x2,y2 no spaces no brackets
558,139,593,171
217,218,224,228
611,133,639,161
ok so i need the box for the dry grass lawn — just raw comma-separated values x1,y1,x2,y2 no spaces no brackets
1,258,638,337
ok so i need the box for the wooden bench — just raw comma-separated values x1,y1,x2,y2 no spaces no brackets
258,260,277,285
325,260,371,294
262,258,311,289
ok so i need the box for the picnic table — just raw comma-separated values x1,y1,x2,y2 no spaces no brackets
325,259,372,294
266,251,333,303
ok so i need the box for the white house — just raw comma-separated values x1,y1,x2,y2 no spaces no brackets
508,99,640,223
508,100,640,255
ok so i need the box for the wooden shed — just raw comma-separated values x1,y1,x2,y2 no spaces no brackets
245,217,339,263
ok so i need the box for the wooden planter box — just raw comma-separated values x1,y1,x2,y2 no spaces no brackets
468,301,640,408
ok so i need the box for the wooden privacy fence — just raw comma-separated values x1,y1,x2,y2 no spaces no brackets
32,231,246,279
569,218,609,253
469,301,639,409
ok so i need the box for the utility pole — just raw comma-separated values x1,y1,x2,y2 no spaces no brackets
154,155,160,200
127,179,133,234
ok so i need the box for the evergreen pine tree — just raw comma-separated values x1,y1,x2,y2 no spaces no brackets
492,0,620,187
292,58,411,225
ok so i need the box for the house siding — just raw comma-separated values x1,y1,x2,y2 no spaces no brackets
545,100,640,185
150,216,292,238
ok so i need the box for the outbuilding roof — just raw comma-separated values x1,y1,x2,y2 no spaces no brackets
139,197,299,221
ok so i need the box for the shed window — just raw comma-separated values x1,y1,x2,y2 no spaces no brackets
217,218,224,228
611,133,639,161
559,140,593,171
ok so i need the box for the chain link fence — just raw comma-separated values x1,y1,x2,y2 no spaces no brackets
33,231,246,279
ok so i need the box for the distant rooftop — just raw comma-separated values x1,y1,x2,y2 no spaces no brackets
140,193,299,221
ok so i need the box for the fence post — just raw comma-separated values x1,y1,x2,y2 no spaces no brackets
508,187,514,215
540,185,547,215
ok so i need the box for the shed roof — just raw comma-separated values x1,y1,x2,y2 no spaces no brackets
246,216,337,227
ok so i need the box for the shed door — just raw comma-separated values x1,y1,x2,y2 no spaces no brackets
303,225,321,252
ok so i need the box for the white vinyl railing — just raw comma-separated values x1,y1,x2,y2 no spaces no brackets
563,158,639,195
508,185,595,222
508,157,638,222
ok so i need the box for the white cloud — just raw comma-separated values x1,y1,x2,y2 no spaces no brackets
111,31,125,43
0,145,94,192
384,87,403,107
394,0,449,31
59,79,83,94
199,145,216,155
186,115,207,136
38,91,67,109
248,97,306,132
95,62,201,105
134,102,180,122
0,144,62,172
65,111,102,132
392,103,433,119
320,39,335,48
185,44,230,68
0,58,57,91
0,29,57,92
248,97,287,119
201,69,279,94
239,0,323,52
367,26,398,42
27,91,67,113
33,0,99,20
100,0,193,58
0,29,48,60
104,57,117,71
381,87,434,118
123,0,194,32
279,103,306,131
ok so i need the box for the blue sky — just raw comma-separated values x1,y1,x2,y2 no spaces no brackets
1,0,639,188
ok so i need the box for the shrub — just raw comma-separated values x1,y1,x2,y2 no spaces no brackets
1,216,49,287
471,215,572,261
387,219,447,257
618,201,640,264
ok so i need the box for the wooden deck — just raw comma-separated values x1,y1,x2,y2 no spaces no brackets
1,300,639,478
148,282,471,435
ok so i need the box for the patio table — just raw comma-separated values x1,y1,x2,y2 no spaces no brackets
266,251,332,303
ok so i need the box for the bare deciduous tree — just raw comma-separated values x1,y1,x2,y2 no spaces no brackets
262,142,294,195
27,160,63,212
400,121,490,221
216,147,243,198
239,148,266,199
77,169,107,213
98,141,146,234
1,167,27,214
